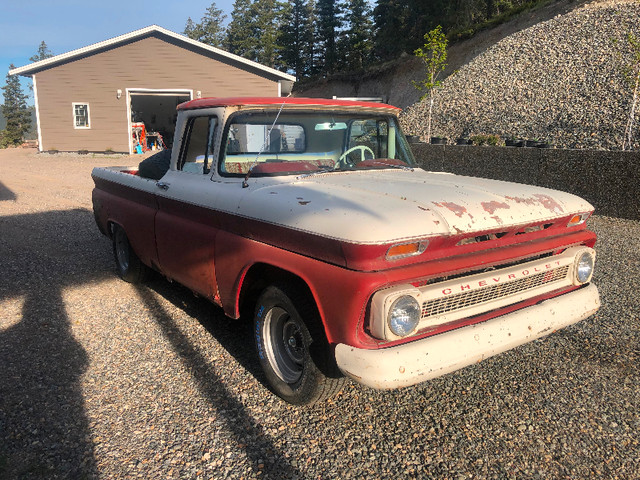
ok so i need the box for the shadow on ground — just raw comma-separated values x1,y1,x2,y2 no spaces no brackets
0,208,108,478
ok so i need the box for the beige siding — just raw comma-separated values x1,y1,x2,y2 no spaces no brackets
35,35,281,152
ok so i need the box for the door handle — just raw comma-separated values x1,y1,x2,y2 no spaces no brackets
156,181,170,190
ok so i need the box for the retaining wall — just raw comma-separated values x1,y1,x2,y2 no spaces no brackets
410,144,640,221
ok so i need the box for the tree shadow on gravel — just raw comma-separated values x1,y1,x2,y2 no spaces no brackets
135,281,302,479
0,208,111,479
0,181,16,201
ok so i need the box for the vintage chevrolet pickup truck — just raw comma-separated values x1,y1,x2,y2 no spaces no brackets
92,97,600,404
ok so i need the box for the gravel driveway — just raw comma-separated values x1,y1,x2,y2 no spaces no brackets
1,148,638,479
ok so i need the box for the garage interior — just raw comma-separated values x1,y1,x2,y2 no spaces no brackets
130,92,190,153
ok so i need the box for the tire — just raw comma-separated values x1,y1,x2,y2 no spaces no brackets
111,224,150,284
254,284,344,405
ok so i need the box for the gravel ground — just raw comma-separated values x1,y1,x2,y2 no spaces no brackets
401,0,640,150
1,148,639,479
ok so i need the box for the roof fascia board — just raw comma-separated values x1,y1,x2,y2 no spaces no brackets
9,25,296,83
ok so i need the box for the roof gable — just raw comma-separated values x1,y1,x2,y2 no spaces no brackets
9,25,295,82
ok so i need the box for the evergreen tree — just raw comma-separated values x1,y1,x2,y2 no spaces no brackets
373,0,410,60
183,2,227,48
29,41,53,63
315,0,343,74
251,0,281,68
28,41,54,93
184,17,203,41
227,0,257,59
341,0,373,71
1,65,31,148
278,0,315,78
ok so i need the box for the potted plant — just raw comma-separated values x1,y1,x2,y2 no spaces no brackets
505,136,518,147
430,136,447,145
456,137,472,145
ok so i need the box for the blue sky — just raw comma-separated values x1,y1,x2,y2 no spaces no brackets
0,0,236,104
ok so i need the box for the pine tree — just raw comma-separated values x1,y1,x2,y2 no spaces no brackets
315,0,342,74
227,0,257,59
1,65,31,148
251,0,281,68
29,41,53,63
183,2,227,48
341,0,373,71
278,0,315,78
373,0,409,60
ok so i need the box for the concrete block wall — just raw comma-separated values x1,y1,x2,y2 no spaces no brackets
410,144,640,221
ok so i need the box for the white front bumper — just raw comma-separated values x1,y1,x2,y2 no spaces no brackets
335,284,600,390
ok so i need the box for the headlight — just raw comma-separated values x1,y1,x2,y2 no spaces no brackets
575,251,594,284
388,295,421,337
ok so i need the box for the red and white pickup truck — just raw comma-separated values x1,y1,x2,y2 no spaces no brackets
92,97,600,404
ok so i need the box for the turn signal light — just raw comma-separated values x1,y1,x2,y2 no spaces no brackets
386,241,428,260
567,212,591,227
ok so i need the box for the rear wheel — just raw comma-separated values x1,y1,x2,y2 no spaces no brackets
111,224,150,283
254,284,344,405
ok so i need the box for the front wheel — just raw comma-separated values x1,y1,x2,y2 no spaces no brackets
254,284,344,405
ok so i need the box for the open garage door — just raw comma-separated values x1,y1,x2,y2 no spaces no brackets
128,89,192,154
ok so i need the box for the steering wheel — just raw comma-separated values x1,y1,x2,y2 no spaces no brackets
339,145,375,167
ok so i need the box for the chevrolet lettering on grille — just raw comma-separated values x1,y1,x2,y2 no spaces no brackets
441,259,564,296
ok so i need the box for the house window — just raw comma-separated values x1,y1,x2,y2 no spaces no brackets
73,103,90,129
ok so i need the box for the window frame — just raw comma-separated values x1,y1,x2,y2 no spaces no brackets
72,103,91,129
178,115,218,174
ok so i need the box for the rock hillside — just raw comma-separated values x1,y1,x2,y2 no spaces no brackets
400,0,640,150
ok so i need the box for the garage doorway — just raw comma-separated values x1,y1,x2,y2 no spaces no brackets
127,89,192,154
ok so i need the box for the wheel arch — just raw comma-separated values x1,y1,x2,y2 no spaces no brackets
237,262,329,339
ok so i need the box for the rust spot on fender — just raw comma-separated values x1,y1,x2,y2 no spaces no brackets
505,194,564,213
433,201,469,218
482,201,510,214
533,194,564,213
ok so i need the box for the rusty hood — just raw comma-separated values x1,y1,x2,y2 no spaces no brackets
239,169,594,244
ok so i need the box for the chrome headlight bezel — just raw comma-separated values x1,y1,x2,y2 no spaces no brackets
574,249,595,284
573,249,595,285
387,295,421,337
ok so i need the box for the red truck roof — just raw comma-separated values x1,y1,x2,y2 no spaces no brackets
177,96,400,111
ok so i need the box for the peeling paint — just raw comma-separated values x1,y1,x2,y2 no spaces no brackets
533,194,564,213
505,194,564,213
482,201,510,214
433,201,469,218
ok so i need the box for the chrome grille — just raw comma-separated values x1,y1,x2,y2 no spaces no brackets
421,265,570,318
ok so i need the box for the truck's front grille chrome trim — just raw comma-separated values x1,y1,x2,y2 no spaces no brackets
421,265,570,318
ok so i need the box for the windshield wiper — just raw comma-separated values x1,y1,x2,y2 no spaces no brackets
296,166,340,180
366,161,414,171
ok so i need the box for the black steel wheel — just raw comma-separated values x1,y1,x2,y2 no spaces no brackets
254,284,344,405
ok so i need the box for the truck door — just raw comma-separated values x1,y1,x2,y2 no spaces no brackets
154,114,222,302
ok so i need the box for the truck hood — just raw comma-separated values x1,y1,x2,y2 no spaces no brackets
239,169,593,244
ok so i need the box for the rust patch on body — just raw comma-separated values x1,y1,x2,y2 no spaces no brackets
533,194,564,213
433,201,469,218
482,201,510,214
505,194,564,213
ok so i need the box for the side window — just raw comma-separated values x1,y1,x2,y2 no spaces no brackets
73,103,90,129
179,116,218,174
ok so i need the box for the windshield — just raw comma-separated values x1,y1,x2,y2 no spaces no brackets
219,110,416,176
